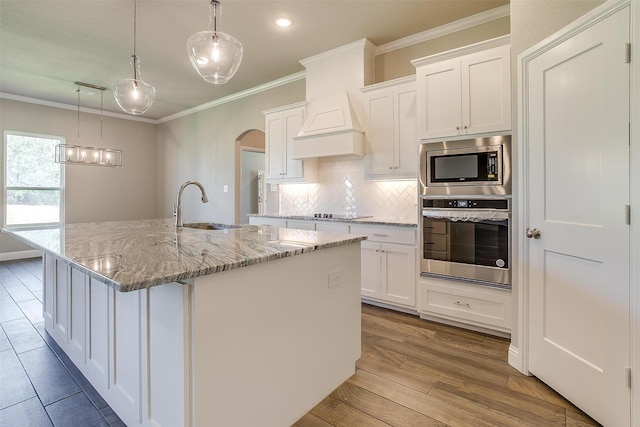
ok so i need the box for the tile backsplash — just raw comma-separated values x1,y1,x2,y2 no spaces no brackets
273,159,418,222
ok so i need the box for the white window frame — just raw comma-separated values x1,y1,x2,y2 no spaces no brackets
3,130,65,229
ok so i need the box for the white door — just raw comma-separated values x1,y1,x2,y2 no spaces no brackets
527,6,630,426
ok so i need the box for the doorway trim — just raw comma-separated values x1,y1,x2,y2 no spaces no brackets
234,129,265,224
513,1,637,422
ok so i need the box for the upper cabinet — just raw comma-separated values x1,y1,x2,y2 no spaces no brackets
413,39,511,140
265,103,317,182
361,76,418,180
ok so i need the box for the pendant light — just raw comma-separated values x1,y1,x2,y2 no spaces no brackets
112,0,156,115
186,0,243,84
55,82,123,167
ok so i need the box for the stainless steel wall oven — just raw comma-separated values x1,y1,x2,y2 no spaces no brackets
419,135,512,288
421,198,511,288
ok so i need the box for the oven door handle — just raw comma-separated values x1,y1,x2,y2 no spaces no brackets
422,209,510,221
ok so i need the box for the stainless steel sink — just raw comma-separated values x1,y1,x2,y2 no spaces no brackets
183,222,240,231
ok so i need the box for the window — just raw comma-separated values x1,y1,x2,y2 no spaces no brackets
4,131,64,228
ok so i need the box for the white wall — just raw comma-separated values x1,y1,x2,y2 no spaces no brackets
156,80,305,225
0,98,158,254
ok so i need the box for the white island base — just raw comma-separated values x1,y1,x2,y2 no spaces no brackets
42,242,362,427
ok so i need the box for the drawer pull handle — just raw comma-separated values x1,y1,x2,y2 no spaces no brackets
454,301,471,308
372,234,388,237
424,242,435,245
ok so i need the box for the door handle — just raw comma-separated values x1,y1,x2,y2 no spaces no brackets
526,228,541,239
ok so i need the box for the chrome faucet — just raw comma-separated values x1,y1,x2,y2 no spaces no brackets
174,180,209,227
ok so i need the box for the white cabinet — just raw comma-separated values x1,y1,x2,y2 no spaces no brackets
351,225,417,308
42,254,187,427
414,43,511,140
418,275,511,335
316,222,350,234
361,76,418,179
286,220,316,231
265,103,316,183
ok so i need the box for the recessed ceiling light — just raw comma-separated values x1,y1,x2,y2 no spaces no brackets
275,17,293,28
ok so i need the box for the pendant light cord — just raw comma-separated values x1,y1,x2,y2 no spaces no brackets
76,87,81,145
132,0,138,79
100,90,104,143
210,0,219,32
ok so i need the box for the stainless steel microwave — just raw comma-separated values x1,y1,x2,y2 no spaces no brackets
419,135,511,197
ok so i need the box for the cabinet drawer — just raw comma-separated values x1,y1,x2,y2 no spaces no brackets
422,218,447,234
418,278,511,331
423,233,447,252
286,220,316,231
316,222,350,234
248,217,287,228
350,225,416,245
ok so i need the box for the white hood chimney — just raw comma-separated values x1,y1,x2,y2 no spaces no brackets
293,39,375,160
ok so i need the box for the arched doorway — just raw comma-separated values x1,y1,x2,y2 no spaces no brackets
234,129,265,224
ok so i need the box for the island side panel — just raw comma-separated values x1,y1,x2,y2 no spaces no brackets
41,252,189,427
190,242,362,427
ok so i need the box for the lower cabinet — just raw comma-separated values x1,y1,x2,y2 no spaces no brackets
247,217,419,310
418,275,512,335
351,225,417,308
42,253,187,427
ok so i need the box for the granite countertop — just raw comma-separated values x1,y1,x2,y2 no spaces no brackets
2,219,365,293
248,214,418,227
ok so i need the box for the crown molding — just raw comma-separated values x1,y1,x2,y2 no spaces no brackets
0,92,157,124
157,71,306,124
375,4,510,55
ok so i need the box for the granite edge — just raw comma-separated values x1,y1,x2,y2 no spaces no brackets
2,228,366,292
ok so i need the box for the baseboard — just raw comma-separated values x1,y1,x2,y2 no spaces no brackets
508,344,529,375
0,249,42,262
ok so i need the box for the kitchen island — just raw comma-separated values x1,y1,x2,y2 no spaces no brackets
2,219,365,427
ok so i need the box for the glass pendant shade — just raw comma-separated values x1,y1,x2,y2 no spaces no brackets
187,0,243,84
112,55,156,115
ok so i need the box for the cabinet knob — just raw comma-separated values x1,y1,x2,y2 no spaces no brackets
456,126,460,130
464,125,468,129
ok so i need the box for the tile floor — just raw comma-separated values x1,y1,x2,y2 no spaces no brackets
0,257,125,427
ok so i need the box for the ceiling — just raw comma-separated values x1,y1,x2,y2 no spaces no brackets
0,0,508,121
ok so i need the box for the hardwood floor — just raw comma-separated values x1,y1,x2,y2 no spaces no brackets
295,304,601,427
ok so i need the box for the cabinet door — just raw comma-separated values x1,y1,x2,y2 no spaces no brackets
86,276,109,390
360,241,381,299
52,259,69,344
43,253,55,331
461,45,511,135
266,114,285,180
283,110,304,179
67,266,86,365
380,243,416,307
394,85,418,177
364,89,395,175
417,59,461,140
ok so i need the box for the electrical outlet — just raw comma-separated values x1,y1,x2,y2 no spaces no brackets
223,185,229,193
328,270,341,288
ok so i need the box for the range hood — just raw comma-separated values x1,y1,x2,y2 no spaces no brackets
293,39,375,160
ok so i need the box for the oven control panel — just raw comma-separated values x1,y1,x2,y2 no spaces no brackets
423,199,510,210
